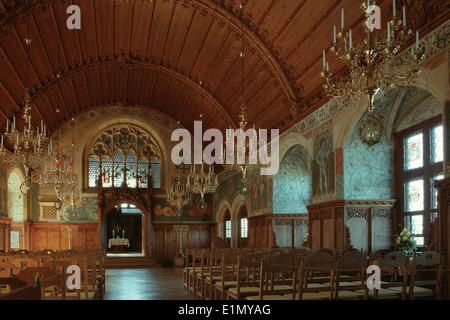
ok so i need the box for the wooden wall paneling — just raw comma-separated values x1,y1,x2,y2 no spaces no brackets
435,177,450,299
307,201,396,252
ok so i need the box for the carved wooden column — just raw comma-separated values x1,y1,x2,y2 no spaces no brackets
435,178,450,298
0,216,12,252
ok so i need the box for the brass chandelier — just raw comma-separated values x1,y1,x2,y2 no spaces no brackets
320,0,424,147
167,175,192,218
186,162,218,210
222,3,259,192
0,89,54,194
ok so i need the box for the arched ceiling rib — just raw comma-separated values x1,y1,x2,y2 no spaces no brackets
0,0,447,137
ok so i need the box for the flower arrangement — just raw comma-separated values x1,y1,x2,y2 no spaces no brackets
394,228,417,253
301,234,309,248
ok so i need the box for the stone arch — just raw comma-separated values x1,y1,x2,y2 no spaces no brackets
273,144,311,214
229,194,250,248
216,199,232,240
51,110,172,194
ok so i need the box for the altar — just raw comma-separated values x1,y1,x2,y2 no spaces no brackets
108,238,130,253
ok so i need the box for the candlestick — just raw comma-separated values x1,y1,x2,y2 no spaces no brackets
387,22,391,43
333,25,336,44
403,6,406,27
323,50,326,68
349,29,352,49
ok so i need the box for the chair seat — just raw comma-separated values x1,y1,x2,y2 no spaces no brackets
390,286,434,294
227,286,259,295
335,290,366,298
215,281,237,288
284,292,330,300
355,288,401,297
306,283,330,288
246,294,291,300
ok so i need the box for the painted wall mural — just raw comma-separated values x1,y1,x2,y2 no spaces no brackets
344,95,395,200
152,193,213,222
249,170,270,215
273,146,311,214
59,198,98,222
312,121,336,203
344,135,394,200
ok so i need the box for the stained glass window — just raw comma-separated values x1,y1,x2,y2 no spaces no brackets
151,159,161,189
126,151,137,188
405,178,424,212
431,174,444,210
102,158,113,188
87,125,162,189
113,151,125,188
88,156,100,187
398,117,443,249
404,215,424,246
431,124,444,164
241,218,248,238
138,158,149,188
404,132,423,170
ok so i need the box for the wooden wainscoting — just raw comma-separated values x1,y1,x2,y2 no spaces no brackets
307,200,396,253
248,214,308,249
152,223,214,264
0,215,12,251
29,222,100,252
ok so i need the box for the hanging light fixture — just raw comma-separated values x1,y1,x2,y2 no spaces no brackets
319,0,424,147
167,174,192,219
222,2,258,193
0,21,53,193
186,162,218,210
59,118,86,209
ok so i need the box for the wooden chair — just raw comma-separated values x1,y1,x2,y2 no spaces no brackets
10,258,39,270
245,261,297,300
227,258,262,300
0,277,42,300
359,251,409,300
407,251,442,300
333,249,369,300
204,250,224,300
293,250,336,300
213,252,239,300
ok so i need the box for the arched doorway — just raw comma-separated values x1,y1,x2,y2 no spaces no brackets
105,203,143,255
100,199,152,257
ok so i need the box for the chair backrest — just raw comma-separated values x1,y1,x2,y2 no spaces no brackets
0,278,42,300
304,250,334,269
377,251,409,269
338,249,369,270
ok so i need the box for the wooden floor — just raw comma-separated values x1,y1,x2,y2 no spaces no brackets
104,267,195,300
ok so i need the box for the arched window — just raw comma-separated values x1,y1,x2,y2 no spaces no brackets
87,125,161,189
7,171,24,222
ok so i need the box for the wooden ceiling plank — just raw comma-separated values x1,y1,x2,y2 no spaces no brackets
136,1,156,104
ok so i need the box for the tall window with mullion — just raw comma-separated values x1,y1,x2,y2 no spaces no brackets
87,125,162,189
397,117,443,248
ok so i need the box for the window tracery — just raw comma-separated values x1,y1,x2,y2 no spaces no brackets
87,125,161,189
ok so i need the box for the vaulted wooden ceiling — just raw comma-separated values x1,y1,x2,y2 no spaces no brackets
0,0,448,140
